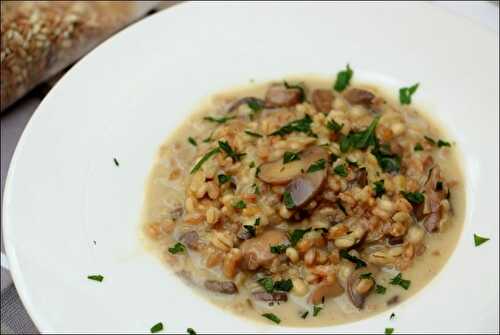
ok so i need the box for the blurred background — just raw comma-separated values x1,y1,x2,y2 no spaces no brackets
0,1,498,334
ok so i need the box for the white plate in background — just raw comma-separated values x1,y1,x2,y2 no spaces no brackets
3,2,499,333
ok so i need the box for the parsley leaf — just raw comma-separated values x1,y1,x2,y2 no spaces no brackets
257,277,274,293
340,249,367,269
284,81,306,102
424,136,436,145
474,234,490,247
270,244,288,254
401,191,425,205
243,225,256,238
217,174,231,184
87,275,104,282
340,116,380,153
289,228,311,246
218,141,245,162
233,200,246,209
168,242,186,254
414,143,423,151
245,130,263,138
113,158,119,167
390,273,411,290
188,137,197,146
376,285,387,294
150,322,163,333
374,180,385,197
190,148,220,174
187,328,196,335
274,279,293,292
334,164,348,177
307,158,326,173
262,313,281,324
437,139,451,147
249,161,256,168
247,98,264,116
372,143,401,173
435,181,443,191
283,191,295,209
399,83,419,105
301,311,309,319
326,119,343,133
334,64,353,92
313,305,323,317
390,312,396,320
203,115,235,124
283,151,301,164
270,115,315,137
385,327,394,335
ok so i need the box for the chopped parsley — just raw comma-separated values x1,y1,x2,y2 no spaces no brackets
243,225,256,238
188,137,197,146
218,141,245,162
257,277,275,293
150,322,163,333
186,328,196,335
326,119,343,133
255,165,261,177
252,183,260,194
376,285,387,294
190,148,220,174
390,312,396,320
217,174,231,184
435,181,443,191
283,151,301,164
262,313,281,324
270,115,315,137
245,130,263,138
474,234,490,247
399,83,419,105
390,273,411,290
87,275,104,282
414,143,423,151
360,272,373,279
289,228,311,246
340,116,380,153
334,64,353,92
113,158,119,167
168,242,186,254
284,81,306,102
340,249,367,269
270,244,288,254
249,161,256,168
437,139,451,147
334,164,348,177
274,279,293,292
283,191,295,209
329,153,339,163
233,200,246,209
372,144,401,173
374,180,385,197
401,191,425,205
385,327,394,335
424,136,436,145
247,98,264,116
307,158,326,173
301,311,309,319
203,115,235,124
313,305,323,317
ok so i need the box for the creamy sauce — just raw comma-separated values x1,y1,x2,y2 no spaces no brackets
141,77,465,327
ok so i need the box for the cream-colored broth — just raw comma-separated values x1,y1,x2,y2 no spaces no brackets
141,77,465,327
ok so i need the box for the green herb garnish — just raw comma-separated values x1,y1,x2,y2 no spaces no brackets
168,242,186,254
187,328,196,335
334,164,348,177
218,141,245,162
401,191,425,205
257,277,274,293
289,228,311,246
340,249,367,269
334,64,353,92
301,311,309,319
243,225,256,238
247,99,264,118
283,191,295,209
190,148,220,174
376,285,387,294
283,151,301,164
435,181,443,191
203,116,235,124
217,174,231,184
274,279,293,292
249,161,256,168
385,327,394,335
270,115,315,137
326,119,343,133
474,234,490,247
437,139,451,147
329,153,339,163
150,322,163,333
113,158,119,167
270,244,288,254
340,116,380,153
87,275,104,282
373,180,385,197
188,137,197,146
233,200,246,209
414,143,423,151
313,305,323,317
262,313,281,324
390,273,411,290
307,158,326,173
372,144,401,173
284,81,305,102
360,272,373,279
424,136,436,145
245,130,263,138
390,313,395,320
399,83,419,105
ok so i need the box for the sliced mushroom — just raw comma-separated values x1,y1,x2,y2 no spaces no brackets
423,212,441,233
352,167,368,188
179,231,200,250
240,230,288,270
227,97,266,113
252,291,288,302
308,278,345,305
264,84,303,108
285,168,326,208
311,89,333,113
347,266,378,309
258,146,328,185
418,166,445,233
386,295,400,306
170,206,184,220
204,280,238,294
343,88,375,107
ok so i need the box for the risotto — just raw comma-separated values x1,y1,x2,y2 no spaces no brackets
141,70,464,327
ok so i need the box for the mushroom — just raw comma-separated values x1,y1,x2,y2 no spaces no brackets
258,146,328,185
285,168,326,208
343,88,376,107
204,280,238,294
264,84,303,108
227,97,265,113
308,278,345,305
179,231,200,250
252,291,288,302
311,89,334,113
346,266,378,309
240,230,289,270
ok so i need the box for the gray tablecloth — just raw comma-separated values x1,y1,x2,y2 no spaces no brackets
1,2,497,334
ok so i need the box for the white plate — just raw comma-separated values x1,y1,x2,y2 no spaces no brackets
3,2,499,333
